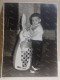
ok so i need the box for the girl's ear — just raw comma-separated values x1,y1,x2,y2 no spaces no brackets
39,19,41,22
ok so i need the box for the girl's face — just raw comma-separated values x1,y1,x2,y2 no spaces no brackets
32,17,41,26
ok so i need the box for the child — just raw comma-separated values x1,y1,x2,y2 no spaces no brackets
29,13,44,73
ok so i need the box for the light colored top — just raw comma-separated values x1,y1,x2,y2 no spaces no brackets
30,24,44,41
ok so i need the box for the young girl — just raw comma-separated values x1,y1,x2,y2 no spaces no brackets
29,13,44,73
13,14,32,70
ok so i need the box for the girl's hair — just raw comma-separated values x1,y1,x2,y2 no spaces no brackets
29,13,41,25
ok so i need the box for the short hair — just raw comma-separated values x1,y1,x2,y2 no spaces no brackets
29,13,41,25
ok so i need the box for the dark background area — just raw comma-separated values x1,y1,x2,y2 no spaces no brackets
4,3,18,30
41,4,57,30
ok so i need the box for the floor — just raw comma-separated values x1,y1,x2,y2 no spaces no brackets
2,40,57,77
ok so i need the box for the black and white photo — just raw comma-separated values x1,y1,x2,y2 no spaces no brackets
2,3,57,77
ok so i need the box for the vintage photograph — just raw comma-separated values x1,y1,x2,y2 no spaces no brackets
2,3,57,77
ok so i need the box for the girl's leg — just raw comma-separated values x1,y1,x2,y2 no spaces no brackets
31,40,43,68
